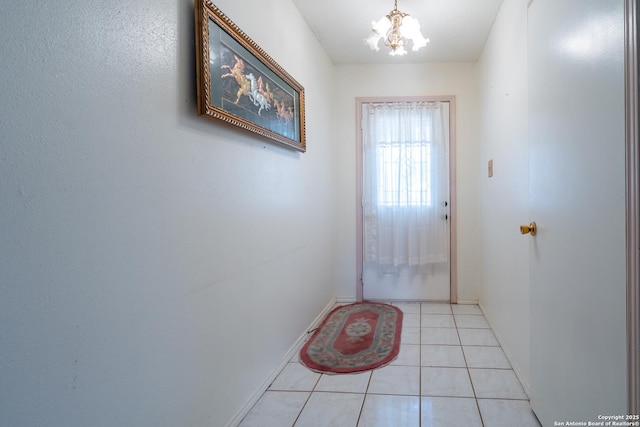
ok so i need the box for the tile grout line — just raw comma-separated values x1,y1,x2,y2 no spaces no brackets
355,365,374,426
453,307,486,427
289,373,322,427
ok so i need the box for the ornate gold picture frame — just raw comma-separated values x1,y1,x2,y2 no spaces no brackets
195,1,306,152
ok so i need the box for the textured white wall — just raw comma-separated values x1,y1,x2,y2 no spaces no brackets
0,0,335,425
333,63,481,302
476,0,531,391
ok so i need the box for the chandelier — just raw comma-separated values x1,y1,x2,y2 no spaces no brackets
365,0,429,56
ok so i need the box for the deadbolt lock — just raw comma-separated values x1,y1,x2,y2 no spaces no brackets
520,222,537,236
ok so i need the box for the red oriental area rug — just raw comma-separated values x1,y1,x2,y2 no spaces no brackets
299,302,403,374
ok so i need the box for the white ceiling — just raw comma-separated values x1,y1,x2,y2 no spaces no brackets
291,0,505,64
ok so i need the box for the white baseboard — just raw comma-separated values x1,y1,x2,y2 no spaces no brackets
455,299,479,305
226,297,337,427
335,296,357,304
477,301,532,399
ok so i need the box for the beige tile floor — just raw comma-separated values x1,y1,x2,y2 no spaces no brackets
239,303,541,427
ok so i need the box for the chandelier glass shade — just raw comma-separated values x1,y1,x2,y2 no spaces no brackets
365,0,429,56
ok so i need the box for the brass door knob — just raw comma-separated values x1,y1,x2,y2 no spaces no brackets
520,222,537,236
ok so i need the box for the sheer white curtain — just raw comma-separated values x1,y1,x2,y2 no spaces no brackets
362,101,449,275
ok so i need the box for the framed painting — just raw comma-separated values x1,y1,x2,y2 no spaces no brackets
195,1,306,152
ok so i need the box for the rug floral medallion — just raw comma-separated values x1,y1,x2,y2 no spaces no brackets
299,302,403,374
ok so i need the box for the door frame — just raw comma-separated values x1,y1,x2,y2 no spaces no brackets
625,0,640,414
355,96,458,302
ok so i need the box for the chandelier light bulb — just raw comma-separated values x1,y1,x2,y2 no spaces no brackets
364,0,429,55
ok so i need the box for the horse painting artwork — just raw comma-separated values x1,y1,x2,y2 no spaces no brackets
274,98,293,123
246,73,271,116
217,45,298,141
196,2,305,150
220,55,250,104
257,76,274,104
220,54,272,116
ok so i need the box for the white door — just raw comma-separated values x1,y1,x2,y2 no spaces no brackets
528,0,628,424
360,99,452,301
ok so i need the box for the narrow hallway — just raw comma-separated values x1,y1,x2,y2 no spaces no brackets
239,303,541,426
